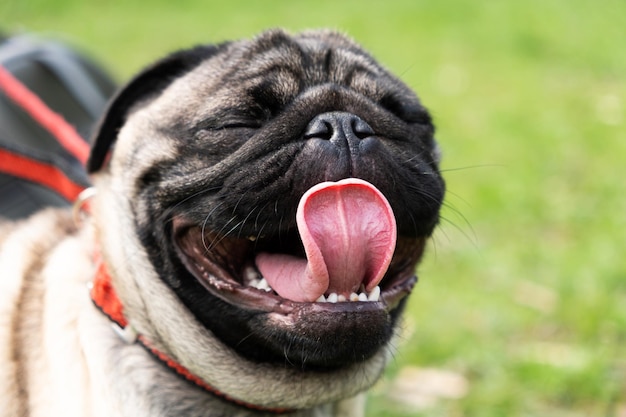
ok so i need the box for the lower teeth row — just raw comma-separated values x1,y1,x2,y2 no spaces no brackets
246,270,381,303
317,286,381,303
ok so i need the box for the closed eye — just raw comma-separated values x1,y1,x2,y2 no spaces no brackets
379,93,432,126
195,107,265,132
219,120,263,129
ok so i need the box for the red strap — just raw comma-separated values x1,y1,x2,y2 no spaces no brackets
91,261,128,327
90,254,292,414
0,65,90,166
139,336,291,413
0,147,86,202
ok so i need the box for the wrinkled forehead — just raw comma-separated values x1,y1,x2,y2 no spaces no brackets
152,31,406,124
240,32,388,92
214,33,391,99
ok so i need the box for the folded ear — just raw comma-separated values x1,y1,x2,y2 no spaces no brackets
87,43,227,173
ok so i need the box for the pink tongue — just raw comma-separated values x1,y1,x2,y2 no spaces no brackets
255,178,397,302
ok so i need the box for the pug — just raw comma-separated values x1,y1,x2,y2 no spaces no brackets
0,29,445,417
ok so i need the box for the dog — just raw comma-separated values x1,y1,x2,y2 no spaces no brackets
0,29,445,416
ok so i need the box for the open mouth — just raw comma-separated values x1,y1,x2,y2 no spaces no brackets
173,178,426,316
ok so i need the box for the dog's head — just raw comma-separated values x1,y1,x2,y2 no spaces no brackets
88,29,444,409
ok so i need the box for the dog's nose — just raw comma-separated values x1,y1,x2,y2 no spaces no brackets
304,112,374,146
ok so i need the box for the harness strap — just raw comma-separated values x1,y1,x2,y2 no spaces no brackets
0,65,90,166
0,147,86,202
0,64,90,201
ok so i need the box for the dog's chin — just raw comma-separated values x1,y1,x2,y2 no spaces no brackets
171,216,426,370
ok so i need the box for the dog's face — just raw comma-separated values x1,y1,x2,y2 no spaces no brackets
88,29,444,407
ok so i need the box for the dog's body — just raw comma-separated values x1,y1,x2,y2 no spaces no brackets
0,30,444,416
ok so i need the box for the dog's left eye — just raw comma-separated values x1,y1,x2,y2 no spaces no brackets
195,116,262,132
218,105,270,130
220,120,262,129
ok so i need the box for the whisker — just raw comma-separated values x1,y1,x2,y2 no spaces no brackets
254,202,271,230
438,163,505,173
237,206,259,239
203,215,237,251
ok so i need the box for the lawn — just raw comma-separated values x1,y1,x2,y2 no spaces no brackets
3,0,625,415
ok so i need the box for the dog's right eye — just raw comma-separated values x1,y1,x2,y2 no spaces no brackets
379,93,432,127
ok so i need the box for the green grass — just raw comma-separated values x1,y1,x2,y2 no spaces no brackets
3,0,625,415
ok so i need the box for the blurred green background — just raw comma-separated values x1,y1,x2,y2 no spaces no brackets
3,0,625,415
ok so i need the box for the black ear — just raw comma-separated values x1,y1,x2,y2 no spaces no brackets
87,43,227,173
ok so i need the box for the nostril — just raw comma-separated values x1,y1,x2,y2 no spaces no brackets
304,119,333,140
352,118,375,139
304,112,375,143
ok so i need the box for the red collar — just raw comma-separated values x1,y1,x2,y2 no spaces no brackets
90,258,292,414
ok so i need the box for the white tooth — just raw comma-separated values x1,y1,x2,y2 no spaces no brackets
358,293,368,302
244,266,259,283
349,293,359,302
316,295,327,303
337,294,346,302
256,278,270,290
327,293,338,303
248,278,260,288
368,286,381,302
